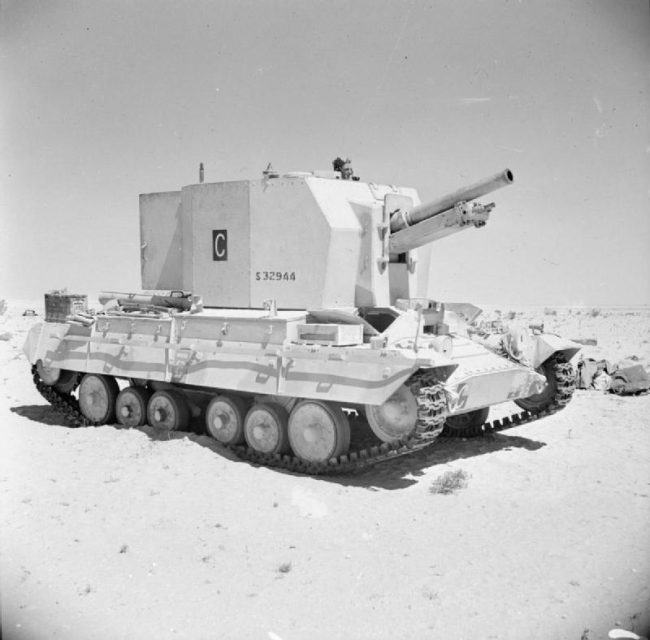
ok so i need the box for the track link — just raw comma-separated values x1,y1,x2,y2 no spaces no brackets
31,359,576,475
32,366,448,475
231,371,449,474
32,366,91,427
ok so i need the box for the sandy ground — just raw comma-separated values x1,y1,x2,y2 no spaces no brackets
1,301,649,640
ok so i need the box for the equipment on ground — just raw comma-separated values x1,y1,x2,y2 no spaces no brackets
25,163,579,474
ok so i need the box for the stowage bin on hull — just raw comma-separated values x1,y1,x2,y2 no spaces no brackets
25,164,579,474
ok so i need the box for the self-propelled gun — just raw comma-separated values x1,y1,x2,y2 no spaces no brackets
25,163,578,473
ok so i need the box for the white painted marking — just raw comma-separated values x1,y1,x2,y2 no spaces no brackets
214,233,227,258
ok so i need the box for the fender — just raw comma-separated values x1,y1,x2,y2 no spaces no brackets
23,322,70,365
529,333,581,369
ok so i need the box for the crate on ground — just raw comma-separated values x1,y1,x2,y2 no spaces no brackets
44,291,88,322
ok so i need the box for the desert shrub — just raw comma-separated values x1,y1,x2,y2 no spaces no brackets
278,562,292,574
543,307,557,316
589,308,601,317
506,310,517,320
0,299,6,315
429,469,469,495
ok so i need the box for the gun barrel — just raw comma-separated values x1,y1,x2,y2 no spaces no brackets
390,168,513,232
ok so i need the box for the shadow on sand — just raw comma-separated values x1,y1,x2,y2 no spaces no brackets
334,433,546,490
10,403,242,464
11,403,73,427
12,403,546,491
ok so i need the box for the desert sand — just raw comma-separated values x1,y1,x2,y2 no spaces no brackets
1,301,649,640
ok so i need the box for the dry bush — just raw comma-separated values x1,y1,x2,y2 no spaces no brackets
589,308,601,317
544,307,557,316
429,469,469,495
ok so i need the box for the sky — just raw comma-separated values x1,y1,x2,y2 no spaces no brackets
1,0,648,307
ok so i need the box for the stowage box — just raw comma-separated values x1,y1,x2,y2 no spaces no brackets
44,293,88,323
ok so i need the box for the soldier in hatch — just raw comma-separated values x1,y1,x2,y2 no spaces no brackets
332,157,359,181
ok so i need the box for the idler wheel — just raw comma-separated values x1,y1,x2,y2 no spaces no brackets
364,384,418,443
443,407,490,438
205,395,248,445
35,361,79,393
514,358,557,413
116,386,151,428
244,403,289,455
78,373,119,424
288,400,350,463
147,389,189,432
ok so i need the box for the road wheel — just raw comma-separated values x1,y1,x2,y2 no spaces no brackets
443,407,490,437
78,374,119,424
288,400,350,463
244,403,290,454
205,395,247,445
116,386,151,428
147,389,189,432
365,384,418,443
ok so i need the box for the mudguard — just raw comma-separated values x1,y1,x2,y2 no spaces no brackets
529,333,581,368
23,322,69,364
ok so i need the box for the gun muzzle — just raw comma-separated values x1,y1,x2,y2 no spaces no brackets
390,168,513,232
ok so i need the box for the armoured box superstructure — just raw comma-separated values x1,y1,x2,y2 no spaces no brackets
140,174,428,309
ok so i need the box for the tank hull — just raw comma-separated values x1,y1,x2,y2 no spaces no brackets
24,302,578,474
444,335,548,415
24,309,567,418
23,309,455,407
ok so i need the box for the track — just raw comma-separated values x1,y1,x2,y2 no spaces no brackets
441,355,576,439
31,357,575,476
